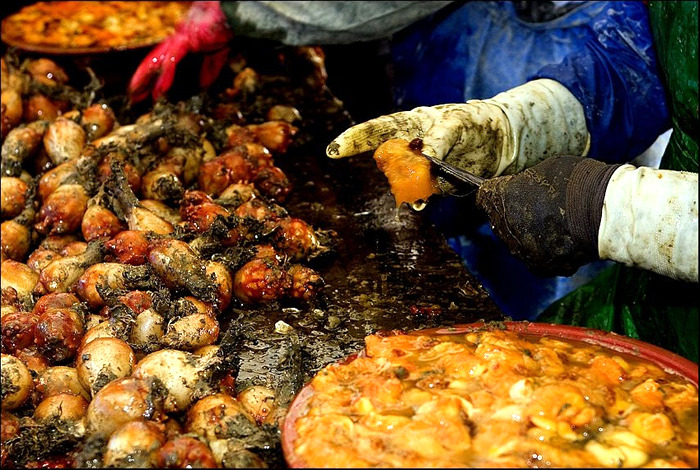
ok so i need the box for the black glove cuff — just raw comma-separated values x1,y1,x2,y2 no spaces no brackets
566,160,623,253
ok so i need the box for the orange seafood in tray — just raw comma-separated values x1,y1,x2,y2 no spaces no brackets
1,2,192,54
283,322,699,468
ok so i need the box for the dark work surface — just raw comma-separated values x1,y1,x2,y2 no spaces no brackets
223,124,504,468
226,101,503,395
197,45,505,468
187,42,507,418
222,117,504,467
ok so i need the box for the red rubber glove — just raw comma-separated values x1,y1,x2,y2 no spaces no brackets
128,1,233,103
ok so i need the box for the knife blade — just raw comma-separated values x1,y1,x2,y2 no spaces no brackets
422,153,485,188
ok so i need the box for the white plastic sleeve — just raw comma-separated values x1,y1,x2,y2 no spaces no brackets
477,79,591,175
598,165,699,282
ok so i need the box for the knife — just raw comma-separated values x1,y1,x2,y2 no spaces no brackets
421,153,485,189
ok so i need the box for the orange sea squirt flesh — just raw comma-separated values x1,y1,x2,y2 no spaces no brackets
373,139,440,208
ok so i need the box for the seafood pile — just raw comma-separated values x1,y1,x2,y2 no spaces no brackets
1,46,341,468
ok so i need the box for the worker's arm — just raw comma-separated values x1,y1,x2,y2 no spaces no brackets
327,78,591,189
326,2,670,188
475,155,698,282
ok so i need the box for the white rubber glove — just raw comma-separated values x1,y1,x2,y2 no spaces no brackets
326,78,591,180
599,166,698,282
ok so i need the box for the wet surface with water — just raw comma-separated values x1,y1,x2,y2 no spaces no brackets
225,112,503,404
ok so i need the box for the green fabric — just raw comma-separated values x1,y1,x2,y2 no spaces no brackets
539,1,699,363
539,265,699,363
649,1,699,173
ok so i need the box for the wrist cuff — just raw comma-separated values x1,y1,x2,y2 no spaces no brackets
566,159,622,255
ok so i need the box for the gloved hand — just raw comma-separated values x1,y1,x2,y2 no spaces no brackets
326,79,591,193
128,1,233,103
476,155,699,282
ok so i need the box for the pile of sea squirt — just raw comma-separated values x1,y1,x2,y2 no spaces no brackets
1,46,339,468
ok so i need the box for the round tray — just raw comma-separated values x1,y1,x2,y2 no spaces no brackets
1,1,191,55
281,321,699,467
